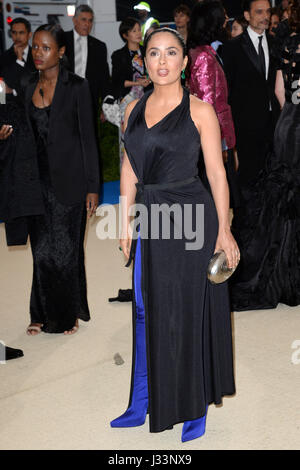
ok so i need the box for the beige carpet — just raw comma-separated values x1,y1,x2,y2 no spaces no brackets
0,210,299,450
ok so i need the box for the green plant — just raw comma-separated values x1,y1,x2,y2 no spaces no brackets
98,120,120,182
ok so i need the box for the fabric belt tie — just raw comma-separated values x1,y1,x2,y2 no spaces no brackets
125,176,199,267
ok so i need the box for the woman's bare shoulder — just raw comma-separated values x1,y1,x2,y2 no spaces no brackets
189,94,216,131
123,99,140,129
189,94,213,113
125,99,140,119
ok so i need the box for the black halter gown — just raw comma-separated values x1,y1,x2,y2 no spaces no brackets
116,88,235,433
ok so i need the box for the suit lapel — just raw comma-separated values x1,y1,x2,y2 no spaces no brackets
241,30,264,78
25,68,69,143
24,74,38,114
26,47,35,71
48,67,69,140
266,34,274,81
215,50,224,69
67,31,75,72
86,35,93,77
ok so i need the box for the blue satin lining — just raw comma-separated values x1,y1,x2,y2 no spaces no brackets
111,235,208,440
181,406,208,442
110,235,148,427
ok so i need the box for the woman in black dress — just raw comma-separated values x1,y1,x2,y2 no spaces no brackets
24,24,99,335
110,28,238,442
230,8,300,311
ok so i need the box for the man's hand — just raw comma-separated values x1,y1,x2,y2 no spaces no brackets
86,193,99,218
14,44,26,61
0,125,13,140
5,82,13,94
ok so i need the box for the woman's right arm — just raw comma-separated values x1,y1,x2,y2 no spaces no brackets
275,70,285,109
119,100,139,259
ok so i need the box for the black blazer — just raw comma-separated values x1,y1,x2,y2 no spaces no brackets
24,66,100,205
64,30,111,113
220,30,280,132
0,95,44,222
111,45,146,100
0,45,35,93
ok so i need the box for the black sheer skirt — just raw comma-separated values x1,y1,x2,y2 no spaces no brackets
230,101,300,311
28,103,90,333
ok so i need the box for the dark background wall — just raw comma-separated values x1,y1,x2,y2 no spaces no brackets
115,0,244,21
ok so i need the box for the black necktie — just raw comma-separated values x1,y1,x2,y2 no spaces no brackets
258,35,266,78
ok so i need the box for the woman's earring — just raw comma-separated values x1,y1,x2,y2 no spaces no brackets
181,69,186,80
146,70,149,80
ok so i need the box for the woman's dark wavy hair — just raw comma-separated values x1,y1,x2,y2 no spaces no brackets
188,0,226,48
233,15,248,32
144,27,187,56
288,4,300,32
34,23,66,50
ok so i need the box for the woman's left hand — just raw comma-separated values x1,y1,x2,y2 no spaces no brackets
136,76,151,87
0,125,13,140
214,228,240,270
86,193,99,218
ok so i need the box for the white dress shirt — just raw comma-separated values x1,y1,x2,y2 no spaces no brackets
247,26,269,80
74,29,88,78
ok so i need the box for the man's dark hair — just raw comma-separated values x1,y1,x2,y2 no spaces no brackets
74,4,94,18
119,17,140,42
10,17,31,33
173,4,191,18
243,0,271,12
188,0,226,47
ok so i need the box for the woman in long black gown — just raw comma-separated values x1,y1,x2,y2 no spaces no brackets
110,28,239,443
24,24,99,335
230,13,300,311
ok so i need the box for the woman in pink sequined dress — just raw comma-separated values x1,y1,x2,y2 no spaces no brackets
187,0,239,207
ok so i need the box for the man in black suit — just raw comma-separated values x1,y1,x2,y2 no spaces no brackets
64,4,111,121
220,0,280,200
0,18,35,94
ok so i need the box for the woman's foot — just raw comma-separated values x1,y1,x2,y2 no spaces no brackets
26,323,43,336
181,407,208,443
64,319,79,335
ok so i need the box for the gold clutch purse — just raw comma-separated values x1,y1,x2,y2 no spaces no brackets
207,250,238,285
